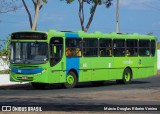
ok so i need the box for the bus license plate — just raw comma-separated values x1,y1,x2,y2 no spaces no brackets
22,76,28,80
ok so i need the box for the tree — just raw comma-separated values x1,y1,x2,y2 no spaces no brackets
63,0,112,32
22,0,47,30
0,36,10,66
0,0,22,13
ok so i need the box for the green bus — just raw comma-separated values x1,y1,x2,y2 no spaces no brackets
10,30,157,89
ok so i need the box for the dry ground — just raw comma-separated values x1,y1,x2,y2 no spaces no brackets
0,88,160,114
1,72,160,114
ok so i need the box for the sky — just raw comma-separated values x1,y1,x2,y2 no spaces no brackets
0,0,160,48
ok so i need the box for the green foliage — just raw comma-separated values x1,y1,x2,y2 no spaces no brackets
0,36,10,62
63,0,112,14
0,50,3,56
42,0,48,3
22,0,48,30
63,0,112,6
62,0,113,32
3,49,10,57
63,0,74,4
90,0,112,14
0,49,10,58
94,0,112,7
0,69,10,74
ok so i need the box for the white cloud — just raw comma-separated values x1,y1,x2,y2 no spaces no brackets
118,0,160,10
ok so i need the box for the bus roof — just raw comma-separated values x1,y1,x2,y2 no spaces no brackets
11,30,157,40
59,30,157,40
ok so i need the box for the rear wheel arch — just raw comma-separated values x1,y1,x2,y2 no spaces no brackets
116,67,132,84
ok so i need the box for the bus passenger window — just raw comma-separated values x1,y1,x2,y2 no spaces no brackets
132,49,138,56
75,48,82,56
145,50,150,56
99,39,112,57
151,40,156,56
139,40,150,56
113,39,125,56
66,38,82,57
66,47,71,56
83,38,98,57
126,39,138,56
126,50,131,56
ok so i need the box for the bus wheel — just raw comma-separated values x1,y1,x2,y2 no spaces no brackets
63,71,77,89
31,83,47,89
116,68,132,84
91,81,104,86
122,68,132,84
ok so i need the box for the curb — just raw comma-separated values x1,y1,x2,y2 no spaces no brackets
0,74,28,86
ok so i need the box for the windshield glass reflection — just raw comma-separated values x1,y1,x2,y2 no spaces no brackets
10,42,48,64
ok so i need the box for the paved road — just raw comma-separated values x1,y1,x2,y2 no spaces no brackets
0,75,160,112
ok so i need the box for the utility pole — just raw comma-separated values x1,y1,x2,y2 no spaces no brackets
116,0,120,33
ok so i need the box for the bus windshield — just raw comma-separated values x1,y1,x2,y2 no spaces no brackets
10,42,48,64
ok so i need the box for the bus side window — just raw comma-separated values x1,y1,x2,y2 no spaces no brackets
126,50,131,56
83,38,98,57
126,39,138,56
145,50,150,56
139,40,150,56
99,39,112,57
113,39,125,56
66,38,82,57
75,47,82,56
151,40,156,56
66,47,71,56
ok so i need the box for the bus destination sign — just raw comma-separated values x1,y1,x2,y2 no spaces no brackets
11,32,47,40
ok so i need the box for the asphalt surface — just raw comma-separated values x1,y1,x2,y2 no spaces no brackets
0,75,160,112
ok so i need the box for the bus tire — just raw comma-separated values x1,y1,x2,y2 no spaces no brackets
31,83,47,89
116,68,132,84
63,71,77,89
122,68,132,84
